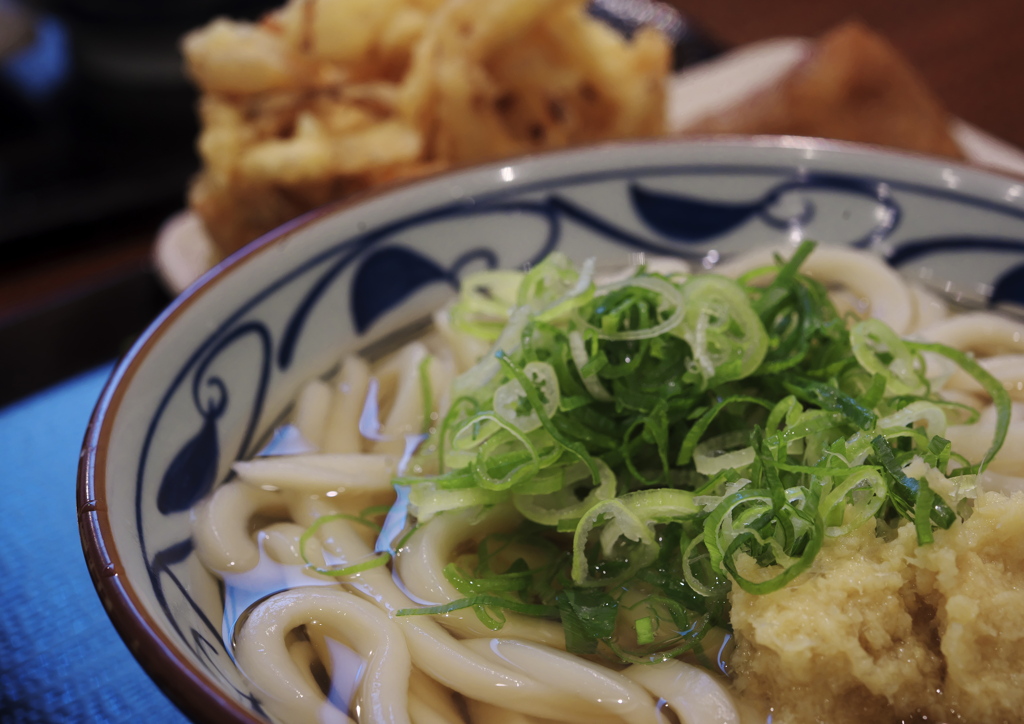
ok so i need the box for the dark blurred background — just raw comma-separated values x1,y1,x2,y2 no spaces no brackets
2,0,1023,406
1,1,283,252
0,0,720,406
0,0,287,405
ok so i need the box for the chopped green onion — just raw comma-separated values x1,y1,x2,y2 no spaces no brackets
418,354,434,434
388,244,1005,665
635,616,655,645
299,514,391,576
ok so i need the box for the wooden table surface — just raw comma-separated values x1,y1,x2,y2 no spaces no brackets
2,0,1023,402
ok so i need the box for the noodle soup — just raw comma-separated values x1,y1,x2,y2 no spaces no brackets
188,245,1024,724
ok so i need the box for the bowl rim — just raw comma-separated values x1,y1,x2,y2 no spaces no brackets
77,134,1024,723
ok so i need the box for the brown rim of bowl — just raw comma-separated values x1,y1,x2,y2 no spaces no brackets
76,134,1024,723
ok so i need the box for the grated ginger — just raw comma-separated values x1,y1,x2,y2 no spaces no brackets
729,490,1024,724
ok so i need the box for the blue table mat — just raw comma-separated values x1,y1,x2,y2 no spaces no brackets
0,364,189,724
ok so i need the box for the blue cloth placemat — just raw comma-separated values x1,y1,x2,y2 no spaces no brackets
0,364,190,724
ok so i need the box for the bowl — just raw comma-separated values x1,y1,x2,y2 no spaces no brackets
78,137,1024,724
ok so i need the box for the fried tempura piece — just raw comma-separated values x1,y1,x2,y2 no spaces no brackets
182,0,671,258
680,21,964,160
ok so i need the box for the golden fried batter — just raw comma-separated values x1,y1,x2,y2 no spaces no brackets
182,0,670,257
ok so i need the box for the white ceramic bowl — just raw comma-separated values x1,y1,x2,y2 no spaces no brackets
78,138,1024,723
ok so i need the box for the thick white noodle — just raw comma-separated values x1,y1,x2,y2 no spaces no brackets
947,401,1024,476
190,481,286,573
936,388,985,418
624,660,745,724
433,308,492,374
233,453,398,495
920,312,1024,403
907,284,949,333
935,353,1024,403
287,496,661,724
976,355,1024,401
261,521,322,567
714,245,916,334
323,356,372,454
460,638,665,724
282,638,328,710
642,256,692,279
977,468,1024,495
396,504,566,647
919,311,1024,356
422,354,454,429
407,668,464,724
234,587,412,724
369,342,453,456
294,378,335,450
408,696,455,724
370,342,429,455
465,700,556,723
419,329,461,412
594,256,692,286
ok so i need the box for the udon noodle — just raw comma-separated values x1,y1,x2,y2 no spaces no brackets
190,244,1024,724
